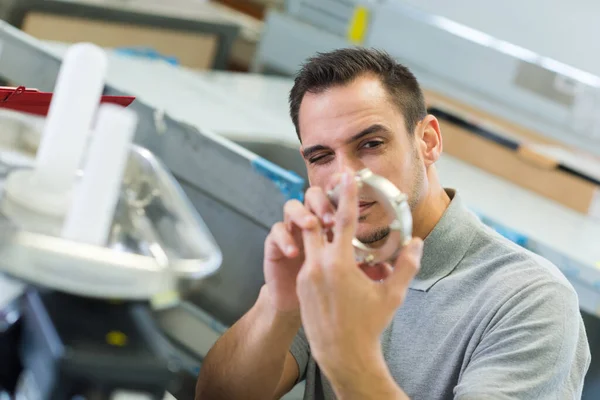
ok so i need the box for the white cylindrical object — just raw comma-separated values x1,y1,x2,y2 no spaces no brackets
4,43,108,217
62,103,138,245
36,42,108,192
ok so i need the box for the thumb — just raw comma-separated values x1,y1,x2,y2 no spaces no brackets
383,238,423,305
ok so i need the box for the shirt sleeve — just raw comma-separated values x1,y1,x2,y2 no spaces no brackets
289,326,310,383
454,281,591,400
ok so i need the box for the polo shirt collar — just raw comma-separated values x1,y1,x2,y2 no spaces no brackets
409,190,479,292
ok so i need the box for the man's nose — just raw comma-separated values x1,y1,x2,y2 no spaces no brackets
335,156,364,176
326,159,363,190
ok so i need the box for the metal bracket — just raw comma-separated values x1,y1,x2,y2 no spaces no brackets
328,168,412,264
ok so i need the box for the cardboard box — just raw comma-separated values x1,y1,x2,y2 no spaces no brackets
21,12,218,70
425,90,600,219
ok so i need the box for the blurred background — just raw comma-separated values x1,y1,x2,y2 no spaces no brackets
1,0,600,399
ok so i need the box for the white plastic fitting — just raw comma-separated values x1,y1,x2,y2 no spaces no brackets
4,42,108,216
62,103,138,246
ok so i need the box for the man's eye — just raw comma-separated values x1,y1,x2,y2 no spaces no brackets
309,154,331,164
362,140,384,149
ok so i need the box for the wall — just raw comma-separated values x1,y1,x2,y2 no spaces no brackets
397,0,600,76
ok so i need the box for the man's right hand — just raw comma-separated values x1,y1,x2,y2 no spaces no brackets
263,187,336,313
197,187,339,400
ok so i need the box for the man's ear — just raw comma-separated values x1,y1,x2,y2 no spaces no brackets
415,115,442,167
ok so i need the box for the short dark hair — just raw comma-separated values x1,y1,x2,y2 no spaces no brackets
289,47,427,142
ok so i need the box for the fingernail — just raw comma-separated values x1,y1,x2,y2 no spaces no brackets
303,215,316,226
286,245,296,256
323,213,333,224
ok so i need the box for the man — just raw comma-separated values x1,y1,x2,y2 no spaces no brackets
196,48,590,399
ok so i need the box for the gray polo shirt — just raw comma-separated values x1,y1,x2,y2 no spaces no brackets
290,190,591,400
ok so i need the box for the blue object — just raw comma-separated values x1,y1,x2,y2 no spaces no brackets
472,210,529,248
252,157,305,201
114,47,180,66
560,263,581,280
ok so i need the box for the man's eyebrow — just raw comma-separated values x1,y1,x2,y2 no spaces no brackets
301,124,390,159
345,124,390,145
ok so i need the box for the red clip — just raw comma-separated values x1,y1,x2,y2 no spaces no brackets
0,86,135,116
1,86,26,103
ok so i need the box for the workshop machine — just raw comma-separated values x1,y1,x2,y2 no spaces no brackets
0,11,311,394
0,41,231,399
0,17,307,399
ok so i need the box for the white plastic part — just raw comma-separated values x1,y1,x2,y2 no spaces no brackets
62,103,138,245
0,232,175,300
4,42,107,217
0,143,223,300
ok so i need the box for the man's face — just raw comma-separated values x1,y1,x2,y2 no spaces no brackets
298,75,426,244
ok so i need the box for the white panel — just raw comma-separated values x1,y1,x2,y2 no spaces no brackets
368,2,600,156
394,0,600,76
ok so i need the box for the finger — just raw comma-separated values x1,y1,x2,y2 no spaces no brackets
265,222,301,260
284,199,318,231
384,238,423,302
332,170,359,249
326,173,344,193
305,187,336,227
301,218,324,264
289,222,305,253
325,173,344,208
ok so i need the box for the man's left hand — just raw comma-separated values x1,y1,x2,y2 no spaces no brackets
296,171,423,397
